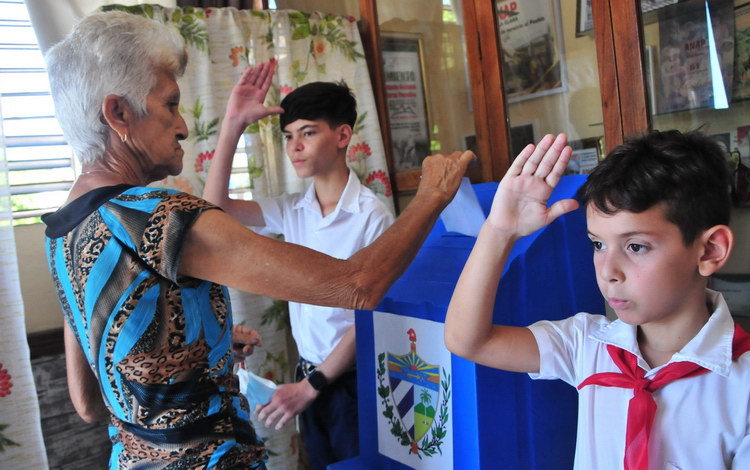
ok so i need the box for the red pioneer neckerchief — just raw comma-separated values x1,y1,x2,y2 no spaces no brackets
577,323,750,470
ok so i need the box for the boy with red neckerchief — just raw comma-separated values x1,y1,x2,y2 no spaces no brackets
445,131,750,470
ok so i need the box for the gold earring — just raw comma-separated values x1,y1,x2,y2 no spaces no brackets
120,133,128,143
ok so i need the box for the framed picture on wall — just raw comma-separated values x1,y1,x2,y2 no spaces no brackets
495,0,568,102
463,133,478,158
510,121,539,158
381,32,432,190
578,1,679,37
576,0,593,37
566,136,603,175
655,0,734,114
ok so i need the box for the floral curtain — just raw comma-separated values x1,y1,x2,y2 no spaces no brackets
103,5,394,468
0,95,48,469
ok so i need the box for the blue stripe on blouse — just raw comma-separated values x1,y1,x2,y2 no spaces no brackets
206,440,237,469
53,238,91,364
181,286,202,345
109,442,124,470
99,206,137,252
84,240,123,327
112,282,160,364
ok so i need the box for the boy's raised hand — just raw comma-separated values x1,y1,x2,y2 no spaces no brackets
488,134,579,238
225,60,285,127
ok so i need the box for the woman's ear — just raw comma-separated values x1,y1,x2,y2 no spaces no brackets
101,94,131,142
698,225,734,277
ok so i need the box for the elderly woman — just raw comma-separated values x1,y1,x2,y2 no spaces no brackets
42,11,472,470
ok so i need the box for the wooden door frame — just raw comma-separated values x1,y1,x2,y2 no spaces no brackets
462,0,511,182
592,0,650,152
357,0,511,191
350,0,654,189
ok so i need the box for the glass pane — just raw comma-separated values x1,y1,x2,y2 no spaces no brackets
0,71,51,94
11,190,68,213
640,0,750,297
0,2,29,22
0,48,45,69
377,0,477,205
274,0,360,18
0,24,37,45
6,145,73,162
1,95,56,118
3,116,63,137
497,0,604,175
9,168,74,186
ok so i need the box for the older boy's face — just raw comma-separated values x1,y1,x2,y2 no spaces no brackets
283,119,347,179
586,203,708,328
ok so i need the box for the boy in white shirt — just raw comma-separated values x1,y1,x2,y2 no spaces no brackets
204,62,394,469
445,131,750,469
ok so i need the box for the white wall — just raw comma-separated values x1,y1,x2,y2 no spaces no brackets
15,224,63,333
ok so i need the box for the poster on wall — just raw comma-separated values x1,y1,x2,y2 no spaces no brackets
496,0,567,102
382,33,431,173
641,0,678,14
733,4,750,101
656,0,734,114
373,311,454,469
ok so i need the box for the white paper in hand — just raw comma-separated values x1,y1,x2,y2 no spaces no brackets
237,368,277,410
439,177,486,237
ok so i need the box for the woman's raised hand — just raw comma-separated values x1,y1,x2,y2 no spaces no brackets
225,60,285,127
416,150,476,206
487,133,579,238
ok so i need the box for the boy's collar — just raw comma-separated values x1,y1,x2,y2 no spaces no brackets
589,289,737,376
296,170,363,215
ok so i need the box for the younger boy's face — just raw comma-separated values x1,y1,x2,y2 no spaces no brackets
283,119,348,179
586,203,708,328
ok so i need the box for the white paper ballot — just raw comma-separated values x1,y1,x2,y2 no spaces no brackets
439,177,486,237
237,368,278,410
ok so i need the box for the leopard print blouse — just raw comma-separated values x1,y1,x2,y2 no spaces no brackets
44,185,266,469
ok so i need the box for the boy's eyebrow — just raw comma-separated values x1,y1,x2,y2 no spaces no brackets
283,123,319,135
587,229,657,238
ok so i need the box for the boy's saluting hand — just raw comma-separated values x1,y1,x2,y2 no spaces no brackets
488,133,579,238
224,60,285,128
445,134,580,375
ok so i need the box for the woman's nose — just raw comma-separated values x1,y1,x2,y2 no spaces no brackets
176,113,188,140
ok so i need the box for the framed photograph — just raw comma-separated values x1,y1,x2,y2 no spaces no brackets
462,134,478,158
655,0,734,114
733,3,750,102
496,0,568,102
566,137,603,175
510,121,539,158
381,32,431,189
576,0,593,37
641,0,678,14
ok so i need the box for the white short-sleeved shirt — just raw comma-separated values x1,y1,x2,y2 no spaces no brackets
256,171,394,364
528,290,750,470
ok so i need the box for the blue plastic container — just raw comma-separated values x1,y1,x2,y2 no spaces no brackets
333,176,604,469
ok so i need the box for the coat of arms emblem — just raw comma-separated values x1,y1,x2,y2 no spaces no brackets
377,328,451,458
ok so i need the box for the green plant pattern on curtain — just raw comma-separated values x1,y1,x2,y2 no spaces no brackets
101,5,394,469
101,3,394,202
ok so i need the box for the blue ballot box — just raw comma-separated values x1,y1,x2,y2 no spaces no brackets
331,177,604,470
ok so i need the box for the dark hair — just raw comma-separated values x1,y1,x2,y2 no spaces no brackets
577,129,732,245
280,81,357,130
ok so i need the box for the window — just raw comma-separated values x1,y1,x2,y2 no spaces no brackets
0,0,74,226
